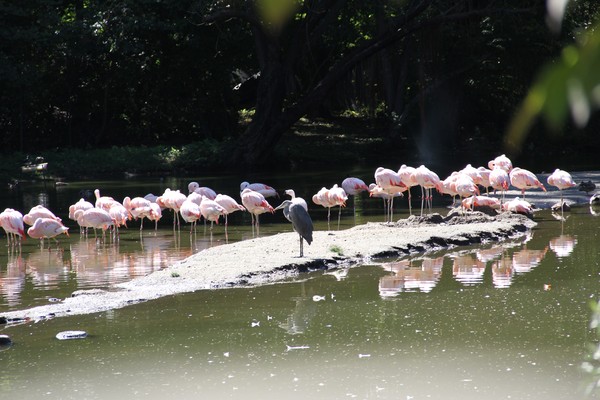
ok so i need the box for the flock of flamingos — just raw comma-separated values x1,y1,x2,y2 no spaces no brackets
0,153,580,246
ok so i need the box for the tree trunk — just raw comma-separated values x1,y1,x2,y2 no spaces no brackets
230,35,290,165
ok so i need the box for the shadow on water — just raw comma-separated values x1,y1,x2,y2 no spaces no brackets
0,171,600,399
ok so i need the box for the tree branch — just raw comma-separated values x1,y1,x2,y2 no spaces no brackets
202,8,263,30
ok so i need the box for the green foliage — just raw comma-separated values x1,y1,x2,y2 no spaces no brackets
506,21,600,153
329,245,344,256
5,139,226,180
0,0,597,169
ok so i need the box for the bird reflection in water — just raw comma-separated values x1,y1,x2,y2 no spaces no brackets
549,235,577,258
512,246,548,274
278,282,319,335
0,253,26,308
379,256,443,297
378,238,551,296
452,252,486,286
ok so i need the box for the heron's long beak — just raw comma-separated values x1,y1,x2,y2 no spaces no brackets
274,203,286,211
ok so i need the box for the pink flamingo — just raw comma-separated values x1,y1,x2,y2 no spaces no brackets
312,187,336,229
342,177,368,216
476,166,492,194
328,184,348,229
488,154,513,172
179,199,202,233
123,196,155,231
413,165,442,216
398,164,418,215
108,203,129,237
156,189,187,230
188,182,217,200
240,182,278,198
215,194,246,226
200,196,227,229
489,166,510,204
369,183,405,223
502,197,534,216
147,203,162,230
94,189,119,212
547,168,576,216
241,188,274,232
0,208,26,246
23,205,61,226
74,208,114,241
509,167,546,201
453,174,480,213
27,217,69,245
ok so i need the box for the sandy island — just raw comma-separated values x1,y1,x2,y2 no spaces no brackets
0,187,592,323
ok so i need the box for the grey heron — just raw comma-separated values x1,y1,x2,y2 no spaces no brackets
275,199,313,257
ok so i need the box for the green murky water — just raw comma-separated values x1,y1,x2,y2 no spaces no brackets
1,171,600,399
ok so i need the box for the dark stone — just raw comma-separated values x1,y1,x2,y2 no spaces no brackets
0,334,12,349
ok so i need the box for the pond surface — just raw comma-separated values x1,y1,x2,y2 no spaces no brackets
1,170,600,399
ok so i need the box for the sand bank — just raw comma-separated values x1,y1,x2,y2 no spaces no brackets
1,211,536,323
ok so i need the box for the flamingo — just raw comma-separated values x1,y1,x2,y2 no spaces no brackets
147,203,162,230
108,203,129,236
476,166,493,194
547,168,576,217
27,217,69,244
398,165,418,215
489,166,510,204
179,199,202,233
374,167,404,190
459,164,484,187
0,208,26,246
502,197,534,216
440,172,461,206
368,183,404,223
214,194,246,226
156,188,187,229
312,187,336,229
488,154,513,172
240,182,278,198
144,193,160,204
199,196,227,229
68,198,94,222
74,208,114,240
94,189,119,212
188,182,217,200
23,205,61,226
462,195,501,211
509,167,546,201
69,198,95,236
413,165,442,216
375,167,408,218
327,184,348,229
123,196,155,231
240,188,274,231
341,177,368,216
453,174,480,213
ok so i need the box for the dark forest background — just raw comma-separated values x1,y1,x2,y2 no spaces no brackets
1,0,599,176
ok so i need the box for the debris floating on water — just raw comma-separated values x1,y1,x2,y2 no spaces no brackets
312,295,326,302
55,330,87,340
286,345,310,351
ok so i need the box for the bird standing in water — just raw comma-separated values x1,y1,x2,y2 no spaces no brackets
547,168,576,217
